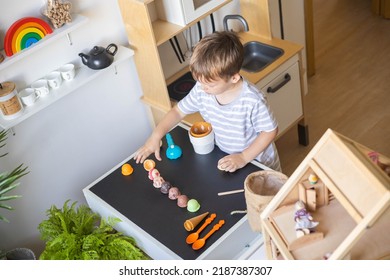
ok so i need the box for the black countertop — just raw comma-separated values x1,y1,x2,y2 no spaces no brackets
88,125,262,259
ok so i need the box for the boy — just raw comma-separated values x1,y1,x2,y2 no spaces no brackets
134,31,281,172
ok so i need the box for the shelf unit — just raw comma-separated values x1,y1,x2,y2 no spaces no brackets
0,46,134,129
0,14,88,71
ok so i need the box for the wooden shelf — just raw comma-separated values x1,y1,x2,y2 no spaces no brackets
152,0,232,46
0,14,88,71
152,20,184,46
0,46,134,129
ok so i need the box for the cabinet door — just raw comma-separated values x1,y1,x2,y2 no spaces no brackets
258,61,302,135
268,0,308,95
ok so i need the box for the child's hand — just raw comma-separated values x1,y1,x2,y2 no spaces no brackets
134,136,162,164
217,153,248,173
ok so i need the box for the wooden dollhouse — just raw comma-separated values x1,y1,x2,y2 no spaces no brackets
261,129,390,260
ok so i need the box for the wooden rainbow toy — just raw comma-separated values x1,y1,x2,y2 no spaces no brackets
4,17,53,57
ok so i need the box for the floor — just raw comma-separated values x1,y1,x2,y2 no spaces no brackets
276,0,390,176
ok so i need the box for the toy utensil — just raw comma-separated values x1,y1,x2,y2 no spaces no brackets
186,213,216,244
192,220,225,250
165,133,182,160
218,189,244,196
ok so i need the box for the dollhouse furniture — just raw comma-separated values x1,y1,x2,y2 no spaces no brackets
261,128,390,260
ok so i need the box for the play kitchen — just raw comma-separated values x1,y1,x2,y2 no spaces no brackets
119,0,309,146
83,124,266,259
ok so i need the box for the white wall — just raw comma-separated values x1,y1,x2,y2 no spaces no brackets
0,0,152,254
0,0,243,256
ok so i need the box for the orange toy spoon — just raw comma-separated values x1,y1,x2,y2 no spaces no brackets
186,213,216,244
192,220,225,250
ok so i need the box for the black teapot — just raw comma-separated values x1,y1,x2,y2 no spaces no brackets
79,43,118,70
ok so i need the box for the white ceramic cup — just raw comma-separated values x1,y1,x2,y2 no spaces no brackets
31,79,50,97
18,88,40,106
59,63,76,81
189,129,215,155
45,71,63,89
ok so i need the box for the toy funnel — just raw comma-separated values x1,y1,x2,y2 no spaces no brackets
165,133,182,159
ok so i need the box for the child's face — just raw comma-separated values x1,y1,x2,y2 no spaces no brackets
198,76,237,96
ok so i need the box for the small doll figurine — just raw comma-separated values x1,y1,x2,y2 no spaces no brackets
294,200,319,237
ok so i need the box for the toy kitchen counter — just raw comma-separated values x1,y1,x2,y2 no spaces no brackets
83,124,267,260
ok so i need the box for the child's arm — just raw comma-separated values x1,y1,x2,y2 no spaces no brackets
134,105,186,164
217,128,278,172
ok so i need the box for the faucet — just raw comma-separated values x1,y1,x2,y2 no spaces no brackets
223,15,249,32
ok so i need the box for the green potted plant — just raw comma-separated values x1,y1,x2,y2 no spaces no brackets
0,129,33,259
38,200,149,260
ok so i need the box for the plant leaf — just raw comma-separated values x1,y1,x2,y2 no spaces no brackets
0,182,21,196
0,195,22,201
0,203,14,210
38,200,149,260
0,215,10,223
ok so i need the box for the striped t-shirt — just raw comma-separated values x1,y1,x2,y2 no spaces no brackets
178,78,281,171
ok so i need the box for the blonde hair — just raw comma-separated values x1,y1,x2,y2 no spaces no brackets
189,31,243,82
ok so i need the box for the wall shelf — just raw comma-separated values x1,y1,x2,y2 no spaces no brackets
0,46,134,129
0,14,88,71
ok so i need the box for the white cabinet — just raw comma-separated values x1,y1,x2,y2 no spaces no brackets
256,55,303,136
155,0,227,26
268,0,308,95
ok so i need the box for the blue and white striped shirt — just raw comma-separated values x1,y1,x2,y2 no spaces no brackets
178,79,281,171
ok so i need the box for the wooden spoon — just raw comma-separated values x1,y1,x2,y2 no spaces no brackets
186,213,216,244
192,220,225,250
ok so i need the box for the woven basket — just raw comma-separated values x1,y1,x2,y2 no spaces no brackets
244,170,288,232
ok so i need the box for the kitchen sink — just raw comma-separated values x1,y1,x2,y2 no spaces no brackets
242,41,284,72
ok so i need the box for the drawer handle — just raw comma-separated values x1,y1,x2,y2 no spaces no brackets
267,73,291,93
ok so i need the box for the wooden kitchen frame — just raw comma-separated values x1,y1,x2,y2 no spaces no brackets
117,0,308,145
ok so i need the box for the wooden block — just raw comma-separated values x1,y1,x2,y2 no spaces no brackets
306,188,316,211
299,181,317,211
298,183,307,203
